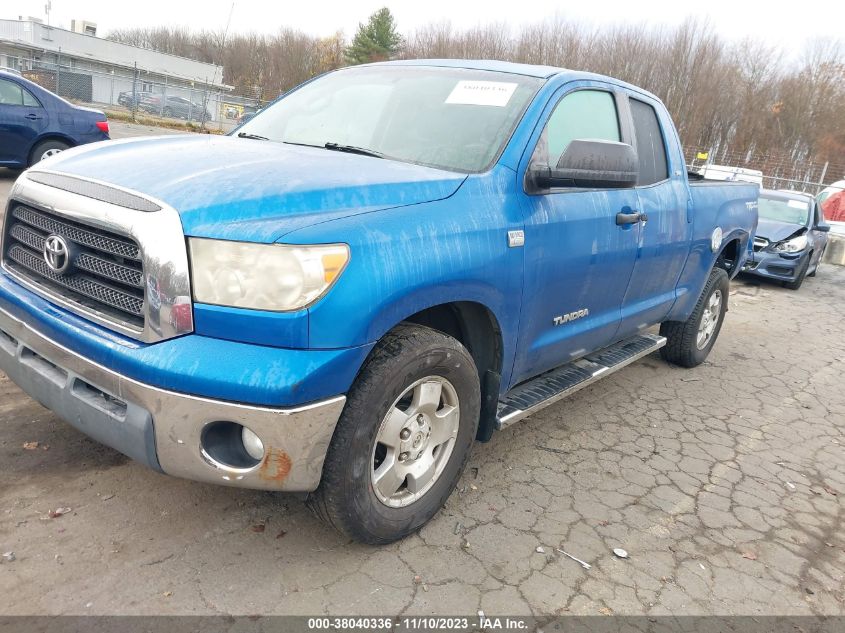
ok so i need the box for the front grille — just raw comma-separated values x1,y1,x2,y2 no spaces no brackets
2,203,145,329
753,237,768,252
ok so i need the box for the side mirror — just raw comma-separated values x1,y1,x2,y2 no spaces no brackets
816,223,831,233
528,139,639,191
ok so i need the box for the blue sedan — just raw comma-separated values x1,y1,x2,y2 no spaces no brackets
0,69,109,169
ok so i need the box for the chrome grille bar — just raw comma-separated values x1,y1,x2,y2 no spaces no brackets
6,245,144,319
12,205,141,260
2,170,194,343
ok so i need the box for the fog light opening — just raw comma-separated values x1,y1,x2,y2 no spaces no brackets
200,421,264,471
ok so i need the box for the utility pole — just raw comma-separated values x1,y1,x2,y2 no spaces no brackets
132,62,138,122
44,0,51,26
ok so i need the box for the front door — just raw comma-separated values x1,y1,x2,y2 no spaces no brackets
512,84,640,386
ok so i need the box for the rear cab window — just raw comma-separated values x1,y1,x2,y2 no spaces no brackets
629,98,669,186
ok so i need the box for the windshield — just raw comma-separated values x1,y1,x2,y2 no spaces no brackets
235,66,542,173
758,196,810,225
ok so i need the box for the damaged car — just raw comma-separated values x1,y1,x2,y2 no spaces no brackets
745,189,829,290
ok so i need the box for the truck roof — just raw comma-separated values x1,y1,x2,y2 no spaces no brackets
376,58,565,78
369,59,663,102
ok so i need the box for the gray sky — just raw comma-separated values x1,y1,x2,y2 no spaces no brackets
6,0,843,56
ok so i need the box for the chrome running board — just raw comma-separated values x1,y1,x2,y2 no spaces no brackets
496,333,666,430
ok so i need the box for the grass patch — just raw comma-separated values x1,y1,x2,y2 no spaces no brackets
104,109,226,135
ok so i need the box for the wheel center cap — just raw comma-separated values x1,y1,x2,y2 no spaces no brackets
399,416,432,459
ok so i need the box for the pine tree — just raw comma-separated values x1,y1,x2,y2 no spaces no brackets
345,7,403,65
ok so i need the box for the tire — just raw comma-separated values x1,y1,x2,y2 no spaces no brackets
309,324,480,544
660,267,729,368
784,256,810,290
29,139,70,166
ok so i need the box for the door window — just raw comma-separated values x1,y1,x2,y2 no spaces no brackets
0,79,25,105
630,98,669,185
534,90,621,169
21,88,39,107
0,79,39,107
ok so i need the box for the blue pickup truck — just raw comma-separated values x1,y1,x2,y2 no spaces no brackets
0,60,757,543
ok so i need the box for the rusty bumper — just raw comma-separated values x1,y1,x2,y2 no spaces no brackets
0,303,346,491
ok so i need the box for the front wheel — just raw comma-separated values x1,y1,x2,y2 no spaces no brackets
309,324,480,544
660,267,729,368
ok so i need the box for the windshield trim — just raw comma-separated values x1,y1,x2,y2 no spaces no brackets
231,66,546,175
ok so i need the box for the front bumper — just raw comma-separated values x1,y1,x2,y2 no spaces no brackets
0,303,346,491
744,250,807,283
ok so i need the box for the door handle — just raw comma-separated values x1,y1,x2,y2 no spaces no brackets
25,114,42,120
616,211,641,225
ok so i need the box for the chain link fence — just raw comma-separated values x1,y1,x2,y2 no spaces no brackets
4,54,263,133
684,145,845,197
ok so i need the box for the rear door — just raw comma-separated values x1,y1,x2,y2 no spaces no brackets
0,77,47,166
616,94,690,337
511,83,640,385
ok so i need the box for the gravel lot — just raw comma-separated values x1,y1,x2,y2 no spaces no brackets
0,124,843,617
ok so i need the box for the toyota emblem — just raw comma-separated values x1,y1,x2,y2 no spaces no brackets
44,235,71,274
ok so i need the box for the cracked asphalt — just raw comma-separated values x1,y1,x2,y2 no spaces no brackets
1,144,844,617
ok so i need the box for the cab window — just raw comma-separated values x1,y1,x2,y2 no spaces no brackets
533,90,621,169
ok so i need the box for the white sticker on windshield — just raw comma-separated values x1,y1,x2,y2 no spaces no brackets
445,81,518,107
787,200,807,209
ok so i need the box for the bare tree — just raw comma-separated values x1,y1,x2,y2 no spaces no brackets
109,15,845,183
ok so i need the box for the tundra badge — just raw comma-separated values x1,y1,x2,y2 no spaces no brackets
553,309,589,326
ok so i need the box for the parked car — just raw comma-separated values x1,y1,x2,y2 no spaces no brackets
139,94,210,121
117,90,136,108
818,184,845,237
0,60,757,544
0,69,109,169
116,90,153,109
817,179,845,206
745,189,829,289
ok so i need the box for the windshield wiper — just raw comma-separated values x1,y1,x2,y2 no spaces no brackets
237,132,268,140
324,142,385,159
283,141,323,149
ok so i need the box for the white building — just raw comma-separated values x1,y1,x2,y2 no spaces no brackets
0,18,232,121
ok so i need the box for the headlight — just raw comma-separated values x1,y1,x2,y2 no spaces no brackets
188,238,349,311
771,234,808,253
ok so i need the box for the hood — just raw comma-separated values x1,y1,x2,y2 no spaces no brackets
41,135,467,242
755,217,806,244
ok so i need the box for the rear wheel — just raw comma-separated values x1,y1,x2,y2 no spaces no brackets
29,139,70,166
660,267,729,368
309,324,480,544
